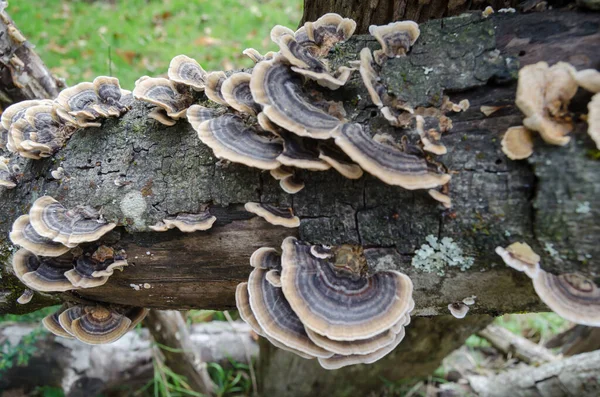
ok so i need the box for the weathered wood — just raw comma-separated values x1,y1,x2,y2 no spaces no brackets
0,321,258,395
546,325,600,356
145,310,215,396
259,314,493,397
0,2,63,108
0,10,598,317
467,350,600,397
300,0,520,33
478,323,557,365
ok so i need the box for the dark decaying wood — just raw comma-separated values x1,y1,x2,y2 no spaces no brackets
546,325,600,356
0,2,64,108
0,10,598,318
478,323,557,365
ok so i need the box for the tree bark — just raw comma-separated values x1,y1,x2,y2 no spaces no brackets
0,2,64,108
478,324,557,365
300,0,523,33
0,10,599,318
546,325,600,356
0,321,257,395
144,310,216,396
467,350,600,397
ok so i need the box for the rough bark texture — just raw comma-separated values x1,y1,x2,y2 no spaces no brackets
144,310,215,396
0,321,258,395
0,10,599,318
467,350,600,397
0,2,64,108
258,314,493,397
300,0,522,33
478,323,557,365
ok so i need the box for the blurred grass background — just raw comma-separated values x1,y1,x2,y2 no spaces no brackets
11,0,303,89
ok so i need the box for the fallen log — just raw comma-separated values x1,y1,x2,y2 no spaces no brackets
0,10,598,319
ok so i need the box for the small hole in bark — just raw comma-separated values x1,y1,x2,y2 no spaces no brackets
108,158,112,163
495,159,502,165
370,110,378,117
518,50,526,57
87,159,92,164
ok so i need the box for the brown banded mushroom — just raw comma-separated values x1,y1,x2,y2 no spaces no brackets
162,211,217,232
250,58,343,139
318,143,363,179
244,202,300,228
277,131,331,171
168,55,207,91
280,236,414,341
247,265,334,358
10,215,72,257
588,93,599,149
194,113,283,169
12,248,75,292
205,71,229,106
317,328,406,370
368,21,420,64
235,282,265,336
58,305,85,336
133,77,191,124
221,72,261,115
17,289,34,304
516,62,577,146
532,272,600,327
250,246,282,270
42,305,74,339
186,105,220,131
501,126,535,160
54,82,102,127
495,242,540,278
92,76,128,116
333,123,451,190
64,247,128,288
448,302,469,319
304,13,356,57
2,99,52,132
70,305,133,344
29,196,116,246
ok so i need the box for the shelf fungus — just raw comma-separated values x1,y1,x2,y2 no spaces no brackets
369,21,420,64
29,196,116,246
277,130,331,171
0,157,16,188
168,55,207,91
205,71,229,106
495,242,540,278
333,123,451,190
270,25,353,90
448,302,469,319
42,305,74,339
64,246,128,288
251,58,343,139
295,13,356,57
10,215,72,257
516,62,578,146
428,189,452,209
501,126,534,160
17,289,34,305
158,211,217,232
416,115,446,155
237,239,415,368
572,68,600,94
133,77,192,125
589,93,599,149
279,173,305,194
221,72,262,115
242,48,276,64
318,144,363,179
244,202,300,228
12,248,75,292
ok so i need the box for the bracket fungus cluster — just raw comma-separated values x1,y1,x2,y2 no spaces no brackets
244,202,300,228
42,304,148,344
183,14,450,196
149,211,217,232
497,242,600,326
236,236,414,369
0,76,130,161
502,63,600,159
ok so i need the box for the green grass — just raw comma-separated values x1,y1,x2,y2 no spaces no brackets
11,0,303,89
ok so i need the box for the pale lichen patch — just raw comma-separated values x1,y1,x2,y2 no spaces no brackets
411,235,475,276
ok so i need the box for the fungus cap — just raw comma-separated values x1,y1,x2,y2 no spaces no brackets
310,245,333,259
501,126,534,160
13,249,75,292
64,254,128,288
168,55,207,91
148,108,176,126
280,237,414,341
235,282,265,336
277,131,331,171
17,289,34,305
54,82,100,125
70,305,132,344
428,190,452,209
250,247,282,270
368,21,420,61
574,69,600,93
58,306,85,336
221,72,261,115
187,105,219,131
133,77,189,117
42,305,74,339
495,242,540,278
359,48,385,107
195,114,283,170
10,215,71,257
266,269,282,287
269,166,294,181
245,202,300,228
205,71,229,106
333,123,451,190
309,13,356,55
588,93,600,149
162,211,217,232
280,174,305,194
318,144,363,179
29,196,116,246
250,58,342,139
448,302,469,319
248,266,334,358
533,272,600,327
